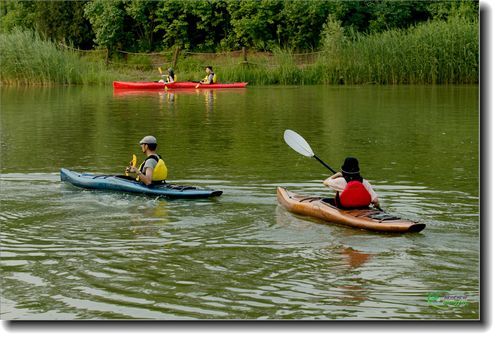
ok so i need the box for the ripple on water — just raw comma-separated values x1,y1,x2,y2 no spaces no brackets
0,173,479,320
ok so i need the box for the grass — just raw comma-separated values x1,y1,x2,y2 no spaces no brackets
0,17,478,86
0,29,117,85
320,16,479,85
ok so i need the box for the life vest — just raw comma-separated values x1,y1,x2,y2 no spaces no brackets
138,154,168,182
339,180,371,208
203,73,217,84
161,74,176,83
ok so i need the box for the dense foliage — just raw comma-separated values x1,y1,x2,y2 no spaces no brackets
0,0,479,53
0,0,479,85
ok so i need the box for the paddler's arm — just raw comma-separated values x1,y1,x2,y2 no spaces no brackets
323,172,343,187
136,167,153,185
364,180,382,210
126,166,153,185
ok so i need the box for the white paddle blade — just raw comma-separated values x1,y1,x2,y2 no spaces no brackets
283,129,315,158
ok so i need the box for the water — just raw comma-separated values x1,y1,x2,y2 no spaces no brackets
0,85,479,320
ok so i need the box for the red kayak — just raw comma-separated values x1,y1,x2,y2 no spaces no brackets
165,82,248,89
113,81,165,89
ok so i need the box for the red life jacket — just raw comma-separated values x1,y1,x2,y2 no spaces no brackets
339,180,372,208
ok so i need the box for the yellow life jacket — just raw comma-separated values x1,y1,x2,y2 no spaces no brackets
203,73,217,84
138,154,168,182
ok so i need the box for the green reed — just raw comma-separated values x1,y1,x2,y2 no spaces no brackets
0,29,116,85
315,16,478,85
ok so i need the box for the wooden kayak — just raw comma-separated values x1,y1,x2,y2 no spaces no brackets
276,187,425,233
113,81,166,89
165,82,248,89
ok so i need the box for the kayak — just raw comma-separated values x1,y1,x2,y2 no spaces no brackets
61,168,223,199
277,187,425,233
113,81,248,90
113,81,165,89
165,82,248,89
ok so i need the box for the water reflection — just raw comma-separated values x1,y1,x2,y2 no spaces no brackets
113,87,246,115
130,200,170,238
341,247,372,268
112,89,164,98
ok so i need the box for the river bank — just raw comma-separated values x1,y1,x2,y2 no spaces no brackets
0,17,478,86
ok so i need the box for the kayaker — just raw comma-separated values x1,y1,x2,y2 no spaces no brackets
200,66,217,84
159,68,175,83
323,157,381,209
126,136,168,186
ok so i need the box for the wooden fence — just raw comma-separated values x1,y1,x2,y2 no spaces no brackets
59,44,322,69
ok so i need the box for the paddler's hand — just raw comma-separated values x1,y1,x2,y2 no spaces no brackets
373,201,383,211
331,172,343,179
126,166,138,175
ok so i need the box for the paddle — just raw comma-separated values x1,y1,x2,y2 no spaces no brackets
125,154,137,176
283,129,336,174
284,129,384,212
157,67,168,83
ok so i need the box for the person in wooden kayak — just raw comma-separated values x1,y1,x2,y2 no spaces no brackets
125,136,168,186
200,66,217,84
323,157,381,210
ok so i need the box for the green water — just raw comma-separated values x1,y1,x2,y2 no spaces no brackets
0,85,479,320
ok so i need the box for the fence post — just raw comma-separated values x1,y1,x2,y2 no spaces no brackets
242,47,248,65
172,46,180,69
105,48,109,67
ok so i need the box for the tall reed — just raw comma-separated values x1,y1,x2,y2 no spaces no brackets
315,16,478,85
0,29,116,85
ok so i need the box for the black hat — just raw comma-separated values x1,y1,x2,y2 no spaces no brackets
341,157,360,174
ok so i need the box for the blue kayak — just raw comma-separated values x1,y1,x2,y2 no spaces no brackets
60,168,222,199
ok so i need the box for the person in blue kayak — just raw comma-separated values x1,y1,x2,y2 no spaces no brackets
200,66,217,84
323,157,381,210
126,136,168,186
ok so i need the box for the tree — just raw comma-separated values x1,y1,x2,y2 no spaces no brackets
125,0,160,51
33,1,94,48
367,0,431,33
224,0,283,50
1,0,94,48
155,0,230,51
278,0,335,51
84,0,127,51
428,0,479,22
0,0,36,33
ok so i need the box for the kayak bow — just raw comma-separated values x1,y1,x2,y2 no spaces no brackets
113,81,165,89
